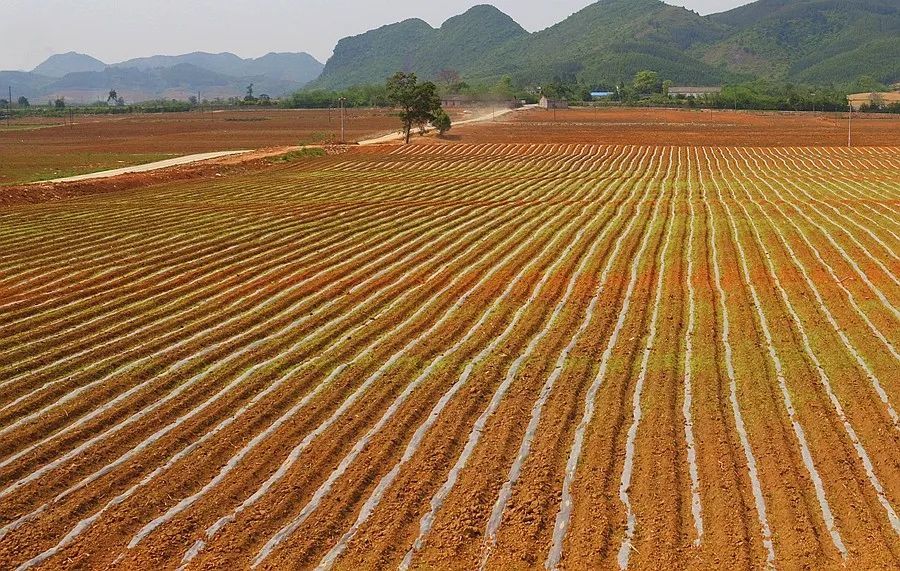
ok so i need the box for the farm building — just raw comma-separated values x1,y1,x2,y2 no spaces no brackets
590,91,613,100
539,96,568,109
847,91,900,110
668,86,722,98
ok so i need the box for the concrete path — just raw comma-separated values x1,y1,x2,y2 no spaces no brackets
32,104,533,184
358,105,534,145
34,150,251,184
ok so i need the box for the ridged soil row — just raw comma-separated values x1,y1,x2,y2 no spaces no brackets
543,148,674,570
767,151,900,282
0,198,532,520
440,146,666,570
712,148,852,565
610,147,687,570
146,146,624,568
717,148,900,565
0,203,211,270
0,197,490,407
403,147,657,570
411,145,663,570
0,203,416,380
0,168,576,568
702,146,837,568
0,200,418,376
742,148,900,392
0,206,271,314
65,191,584,571
0,183,347,298
4,199,506,498
770,153,900,248
0,153,568,442
0,154,497,305
237,180,609,571
0,200,494,467
755,154,900,319
0,173,486,332
678,148,756,569
274,146,656,571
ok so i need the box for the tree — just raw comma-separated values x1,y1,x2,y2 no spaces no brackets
633,70,661,95
386,72,442,144
107,89,118,104
245,83,256,102
188,95,198,106
433,108,451,136
54,97,66,109
116,96,125,106
17,96,29,107
662,80,673,97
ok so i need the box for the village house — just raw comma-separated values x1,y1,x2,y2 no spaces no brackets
847,91,900,111
539,96,568,109
668,86,722,98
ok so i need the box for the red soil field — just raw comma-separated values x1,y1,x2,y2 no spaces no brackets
0,141,898,571
430,107,900,146
0,108,399,184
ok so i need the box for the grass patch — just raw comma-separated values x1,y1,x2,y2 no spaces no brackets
269,148,327,164
0,152,178,185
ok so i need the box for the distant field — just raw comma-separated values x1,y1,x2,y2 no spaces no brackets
1,142,898,570
435,107,900,146
0,108,399,185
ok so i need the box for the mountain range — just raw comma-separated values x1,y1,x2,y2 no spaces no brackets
311,0,900,89
3,0,898,104
2,51,323,103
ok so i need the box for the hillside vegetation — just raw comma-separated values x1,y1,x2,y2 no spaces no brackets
313,0,900,89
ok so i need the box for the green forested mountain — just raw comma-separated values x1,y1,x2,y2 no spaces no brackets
311,5,527,88
703,0,900,82
313,0,900,89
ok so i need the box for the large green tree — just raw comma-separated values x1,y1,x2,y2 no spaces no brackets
386,72,442,144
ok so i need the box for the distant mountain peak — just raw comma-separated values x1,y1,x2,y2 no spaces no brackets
32,52,107,77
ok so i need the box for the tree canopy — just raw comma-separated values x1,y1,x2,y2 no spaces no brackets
386,72,442,144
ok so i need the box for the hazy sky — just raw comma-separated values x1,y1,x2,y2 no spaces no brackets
1,0,752,71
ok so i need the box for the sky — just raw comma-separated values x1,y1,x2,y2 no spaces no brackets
1,0,752,71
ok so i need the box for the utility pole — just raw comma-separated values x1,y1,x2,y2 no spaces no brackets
339,97,346,143
7,86,11,127
847,102,852,148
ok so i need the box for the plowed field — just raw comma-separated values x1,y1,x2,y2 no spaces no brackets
0,109,399,185
1,143,898,570
437,107,900,147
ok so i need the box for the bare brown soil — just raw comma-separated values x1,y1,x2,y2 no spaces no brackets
424,107,900,146
0,108,400,185
0,142,897,571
